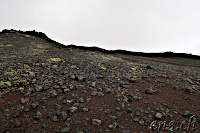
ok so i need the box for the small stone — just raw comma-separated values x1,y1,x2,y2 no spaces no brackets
81,90,87,93
91,91,97,96
69,75,76,80
42,124,48,128
77,76,86,82
146,65,152,69
36,85,43,92
135,110,140,116
64,89,70,93
24,108,30,112
58,80,64,86
28,71,35,77
110,116,118,120
117,112,122,117
145,111,149,114
126,93,134,101
183,111,193,118
97,92,104,97
133,118,139,122
60,111,68,121
105,130,110,133
31,102,39,109
77,131,84,133
68,84,74,90
76,85,84,90
61,127,70,133
127,108,132,113
58,96,65,101
173,86,179,90
139,119,145,125
46,112,52,119
145,88,154,94
55,104,62,110
122,131,130,133
184,86,194,93
77,97,84,103
32,78,37,84
73,103,79,106
82,107,89,112
75,121,81,125
34,111,42,120
186,78,195,85
104,88,112,93
14,121,22,127
155,112,162,119
108,123,119,129
20,98,29,104
196,116,200,123
90,82,96,87
68,107,78,113
92,119,102,127
116,107,121,111
49,90,57,97
97,75,103,79
127,77,137,83
56,110,61,116
129,113,133,118
52,116,59,122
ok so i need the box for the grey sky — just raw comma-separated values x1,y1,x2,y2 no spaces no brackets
0,0,200,55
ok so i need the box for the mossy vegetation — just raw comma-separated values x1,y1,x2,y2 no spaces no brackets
47,58,64,63
0,81,12,88
6,44,13,47
17,87,24,91
52,65,58,69
4,70,16,75
71,65,76,69
13,77,29,86
100,66,106,70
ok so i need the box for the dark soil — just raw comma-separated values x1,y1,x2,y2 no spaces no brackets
0,30,200,133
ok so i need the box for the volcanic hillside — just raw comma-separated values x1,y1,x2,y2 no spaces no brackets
0,30,200,133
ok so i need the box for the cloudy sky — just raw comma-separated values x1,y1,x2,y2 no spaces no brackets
0,0,200,55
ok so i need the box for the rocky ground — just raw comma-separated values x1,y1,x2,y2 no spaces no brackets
0,30,200,133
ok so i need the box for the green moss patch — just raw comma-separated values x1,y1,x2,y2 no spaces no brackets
0,81,12,89
52,65,58,68
46,58,64,63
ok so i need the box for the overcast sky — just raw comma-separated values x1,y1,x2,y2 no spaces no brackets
0,0,200,55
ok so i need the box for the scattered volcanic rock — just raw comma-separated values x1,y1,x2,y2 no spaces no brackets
34,111,43,120
68,107,78,113
145,88,154,94
0,30,200,133
92,119,102,127
61,127,70,133
155,112,162,119
184,86,194,93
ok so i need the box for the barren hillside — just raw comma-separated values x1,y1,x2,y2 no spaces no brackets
0,30,200,133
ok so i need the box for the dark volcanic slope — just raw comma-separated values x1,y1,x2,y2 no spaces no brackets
0,30,200,133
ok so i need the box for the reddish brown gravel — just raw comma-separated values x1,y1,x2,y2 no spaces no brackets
0,30,200,133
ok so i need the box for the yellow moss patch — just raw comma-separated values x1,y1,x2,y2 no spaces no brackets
18,87,24,91
132,67,137,71
0,81,12,88
4,70,16,75
71,65,76,69
52,65,58,68
6,44,13,47
13,79,29,85
23,64,29,68
47,58,64,63
87,98,91,101
100,66,106,70
25,35,30,38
